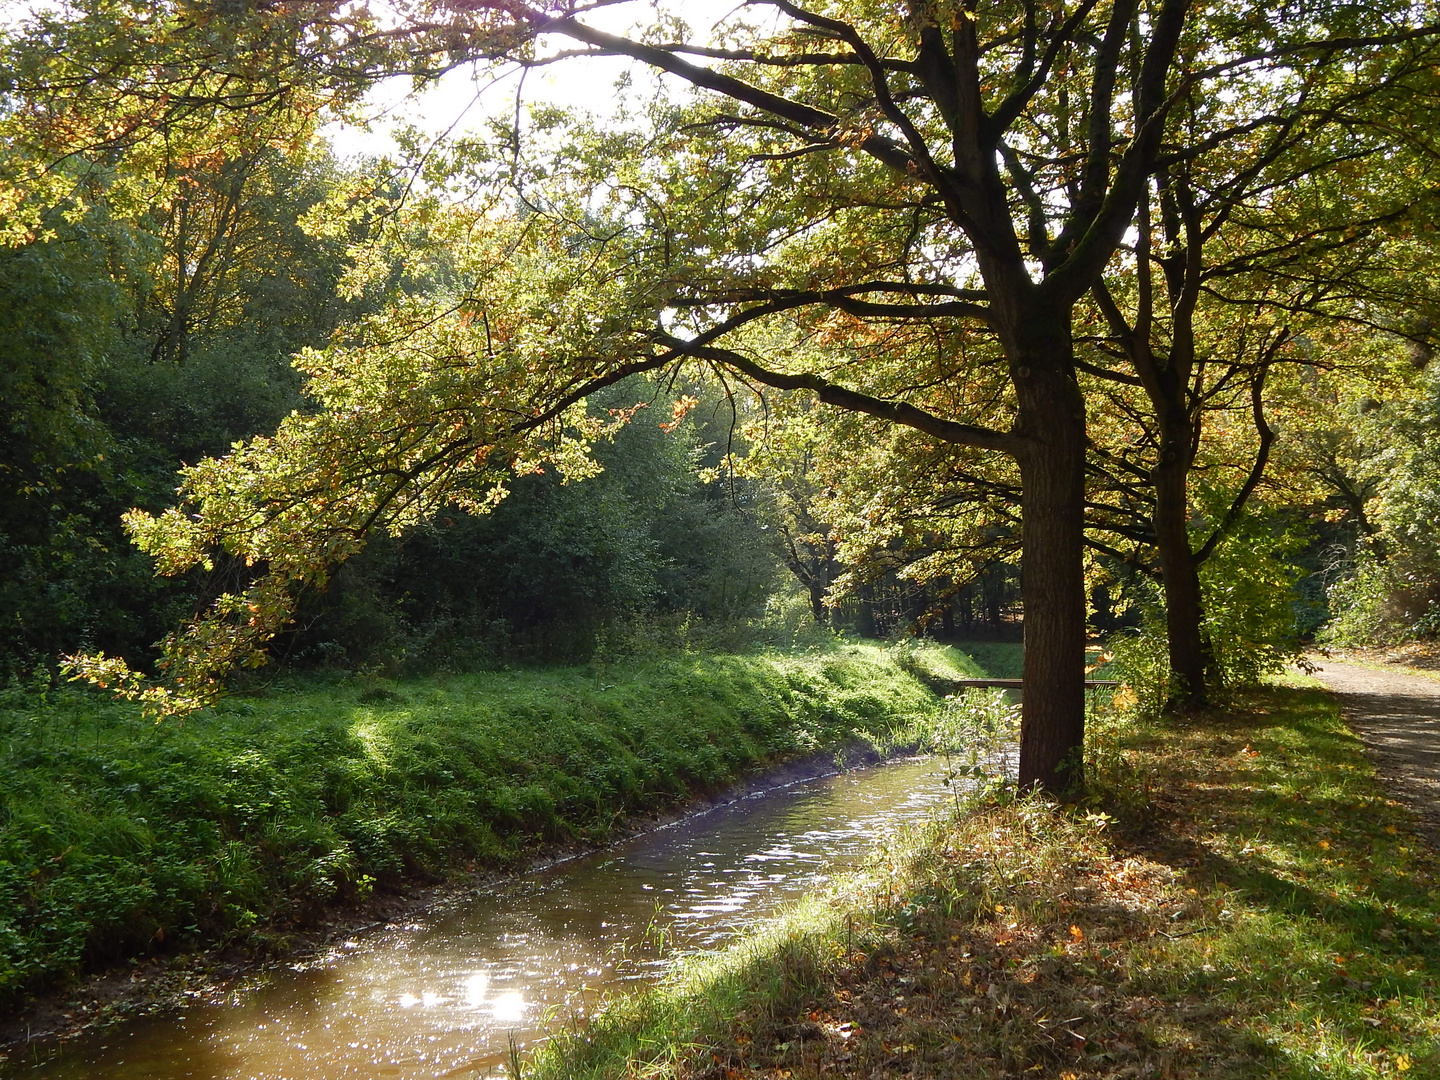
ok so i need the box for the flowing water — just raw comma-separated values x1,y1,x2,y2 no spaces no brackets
10,756,960,1080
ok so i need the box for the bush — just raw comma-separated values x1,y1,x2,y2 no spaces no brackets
1322,551,1440,646
1107,513,1304,709
1197,514,1304,687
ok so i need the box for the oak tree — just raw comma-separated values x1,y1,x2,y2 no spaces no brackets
56,0,1440,794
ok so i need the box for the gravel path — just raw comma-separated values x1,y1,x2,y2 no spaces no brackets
1309,657,1440,847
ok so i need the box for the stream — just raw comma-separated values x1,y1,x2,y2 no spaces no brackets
9,755,960,1079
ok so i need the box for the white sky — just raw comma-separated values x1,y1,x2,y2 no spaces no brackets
0,0,763,158
323,0,769,162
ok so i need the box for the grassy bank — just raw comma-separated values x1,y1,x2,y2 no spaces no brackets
527,675,1440,1079
0,641,975,1009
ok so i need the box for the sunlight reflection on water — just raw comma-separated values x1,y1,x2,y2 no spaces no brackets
11,757,954,1080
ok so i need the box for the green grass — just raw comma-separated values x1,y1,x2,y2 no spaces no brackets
0,640,969,1008
1114,676,1440,1077
946,640,1024,679
523,675,1440,1079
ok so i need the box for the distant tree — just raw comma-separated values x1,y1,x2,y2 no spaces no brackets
0,212,132,670
0,24,376,669
280,379,779,669
1307,353,1440,645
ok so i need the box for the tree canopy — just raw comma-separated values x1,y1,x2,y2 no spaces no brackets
6,0,1439,791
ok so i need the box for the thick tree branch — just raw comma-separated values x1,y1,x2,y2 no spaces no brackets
1193,353,1281,565
653,334,1023,455
674,281,991,324
545,16,917,175
1043,0,1189,304
762,1,944,184
987,1,1102,136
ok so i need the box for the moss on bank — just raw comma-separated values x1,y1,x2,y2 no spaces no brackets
0,641,974,1008
526,676,1440,1079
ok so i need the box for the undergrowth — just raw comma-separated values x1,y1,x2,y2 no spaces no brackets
0,641,974,1009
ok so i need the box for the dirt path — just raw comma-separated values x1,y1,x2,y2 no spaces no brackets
1308,657,1440,846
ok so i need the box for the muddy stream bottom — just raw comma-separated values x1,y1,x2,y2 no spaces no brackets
7,756,957,1079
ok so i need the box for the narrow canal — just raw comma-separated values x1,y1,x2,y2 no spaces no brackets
11,756,959,1079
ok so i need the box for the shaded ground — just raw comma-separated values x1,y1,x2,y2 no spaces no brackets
531,681,1440,1079
1310,656,1440,848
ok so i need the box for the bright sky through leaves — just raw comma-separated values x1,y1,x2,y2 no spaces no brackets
323,0,766,161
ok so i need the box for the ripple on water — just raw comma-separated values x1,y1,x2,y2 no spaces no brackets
12,756,954,1080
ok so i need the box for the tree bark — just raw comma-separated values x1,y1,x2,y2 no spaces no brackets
808,581,827,624
1012,322,1089,793
1152,430,1210,707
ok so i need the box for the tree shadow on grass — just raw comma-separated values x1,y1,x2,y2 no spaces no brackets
1102,684,1440,1075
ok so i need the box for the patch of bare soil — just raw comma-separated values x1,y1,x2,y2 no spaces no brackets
1308,656,1440,848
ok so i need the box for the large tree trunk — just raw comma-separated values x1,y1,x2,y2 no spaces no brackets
808,581,828,624
1152,438,1209,707
1013,328,1089,793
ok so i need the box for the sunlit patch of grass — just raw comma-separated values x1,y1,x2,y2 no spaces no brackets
0,641,966,1009
1100,680,1440,1078
526,678,1440,1079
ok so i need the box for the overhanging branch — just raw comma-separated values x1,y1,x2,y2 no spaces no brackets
653,334,1022,455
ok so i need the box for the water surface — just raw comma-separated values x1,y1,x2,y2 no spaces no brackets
12,756,956,1079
